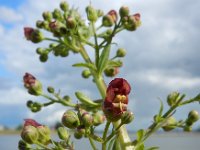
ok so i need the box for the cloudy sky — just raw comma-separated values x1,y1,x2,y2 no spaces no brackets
0,0,199,131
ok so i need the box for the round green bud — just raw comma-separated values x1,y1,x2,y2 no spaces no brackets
60,1,69,12
52,9,62,19
39,54,48,62
62,110,80,129
121,111,134,124
60,50,69,57
21,126,38,144
184,126,192,132
30,30,44,43
36,48,43,55
119,6,129,18
31,102,42,113
162,117,177,131
42,11,52,22
93,113,105,126
66,17,76,29
49,43,58,48
81,112,93,128
37,125,51,145
116,48,126,57
57,127,69,140
104,67,119,77
188,110,199,123
26,100,33,108
36,20,44,28
102,15,114,27
167,92,180,106
82,70,91,78
63,95,71,102
86,6,98,22
47,86,54,93
74,130,83,139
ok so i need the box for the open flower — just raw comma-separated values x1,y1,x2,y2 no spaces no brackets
23,73,43,96
103,78,131,121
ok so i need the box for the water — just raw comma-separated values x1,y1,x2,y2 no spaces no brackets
1,133,200,150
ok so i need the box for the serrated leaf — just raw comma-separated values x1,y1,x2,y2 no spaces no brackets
72,62,96,70
107,60,123,68
136,129,145,142
146,146,159,150
98,44,111,74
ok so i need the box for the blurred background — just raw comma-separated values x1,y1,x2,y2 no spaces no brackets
0,0,200,149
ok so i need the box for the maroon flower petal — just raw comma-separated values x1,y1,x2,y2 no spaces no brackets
24,27,34,40
24,119,42,127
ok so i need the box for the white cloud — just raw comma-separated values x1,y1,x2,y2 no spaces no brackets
0,6,23,23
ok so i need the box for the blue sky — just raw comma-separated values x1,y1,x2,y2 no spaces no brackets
0,0,200,131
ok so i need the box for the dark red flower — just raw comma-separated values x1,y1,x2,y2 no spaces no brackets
24,119,42,127
23,73,36,89
103,78,131,121
133,13,140,21
24,27,34,40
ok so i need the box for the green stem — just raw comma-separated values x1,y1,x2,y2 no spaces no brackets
102,121,111,150
89,137,98,150
44,37,60,43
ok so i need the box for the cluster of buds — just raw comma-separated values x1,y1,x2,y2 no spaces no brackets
26,100,42,112
103,78,132,122
20,119,51,145
62,109,105,139
23,73,43,96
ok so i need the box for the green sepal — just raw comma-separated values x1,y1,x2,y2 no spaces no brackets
98,44,111,74
75,91,100,107
107,60,123,68
136,129,145,142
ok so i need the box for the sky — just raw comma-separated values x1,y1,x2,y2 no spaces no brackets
0,0,199,131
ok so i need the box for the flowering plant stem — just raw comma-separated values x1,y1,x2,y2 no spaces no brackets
79,45,134,150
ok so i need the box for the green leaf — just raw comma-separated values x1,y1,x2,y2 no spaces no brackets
98,44,111,74
72,62,96,71
136,129,145,142
146,146,159,150
107,60,123,68
75,91,100,107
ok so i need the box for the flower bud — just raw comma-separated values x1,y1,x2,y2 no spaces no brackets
104,67,119,77
81,112,93,128
47,86,54,93
108,10,118,23
119,6,129,17
82,70,91,78
36,47,44,55
42,11,52,22
188,110,199,123
60,1,69,12
39,54,48,62
49,21,66,37
37,125,51,145
63,95,71,102
36,20,44,28
26,100,33,108
66,17,76,29
167,92,180,106
62,110,80,129
102,15,114,27
74,130,83,139
52,9,62,20
86,6,98,22
97,9,104,17
24,27,44,43
124,13,141,31
23,73,43,96
57,127,69,140
162,117,177,131
121,110,134,124
116,48,126,57
93,112,105,126
18,140,31,150
184,126,192,132
21,126,38,144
